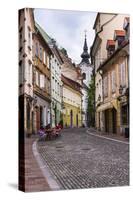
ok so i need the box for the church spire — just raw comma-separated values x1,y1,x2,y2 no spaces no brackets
80,31,90,65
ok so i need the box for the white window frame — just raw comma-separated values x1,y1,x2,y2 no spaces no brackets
40,74,44,88
111,70,116,93
103,76,108,97
120,61,126,86
43,50,46,65
36,71,39,86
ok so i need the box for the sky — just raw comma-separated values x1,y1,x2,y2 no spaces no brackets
34,9,97,64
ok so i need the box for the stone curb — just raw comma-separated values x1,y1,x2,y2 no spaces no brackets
32,140,60,191
87,131,129,145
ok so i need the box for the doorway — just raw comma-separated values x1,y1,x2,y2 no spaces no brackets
105,110,109,133
70,110,73,127
112,108,117,134
76,114,78,127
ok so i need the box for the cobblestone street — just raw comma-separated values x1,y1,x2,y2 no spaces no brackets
37,128,129,190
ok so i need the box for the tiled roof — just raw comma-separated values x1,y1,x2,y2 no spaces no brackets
61,74,82,93
115,30,125,37
107,39,115,46
98,40,129,71
106,39,115,47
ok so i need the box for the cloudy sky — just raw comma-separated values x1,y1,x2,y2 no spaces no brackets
34,9,97,64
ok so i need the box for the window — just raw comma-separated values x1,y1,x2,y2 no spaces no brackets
48,80,50,93
43,50,46,64
27,61,31,83
47,56,50,69
40,74,44,88
103,76,108,97
39,46,43,61
36,71,39,86
35,42,39,57
19,31,22,49
58,82,60,95
111,70,116,93
28,27,31,48
119,61,126,86
19,61,23,84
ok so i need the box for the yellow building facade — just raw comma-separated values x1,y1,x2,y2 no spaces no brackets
62,75,82,128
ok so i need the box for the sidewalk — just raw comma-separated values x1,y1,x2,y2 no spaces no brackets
87,128,129,143
24,136,51,192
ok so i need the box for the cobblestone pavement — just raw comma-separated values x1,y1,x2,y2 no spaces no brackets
37,128,129,190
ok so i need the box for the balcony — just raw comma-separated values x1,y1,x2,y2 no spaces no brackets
34,85,51,102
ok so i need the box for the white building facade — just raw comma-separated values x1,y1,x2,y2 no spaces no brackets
50,40,63,127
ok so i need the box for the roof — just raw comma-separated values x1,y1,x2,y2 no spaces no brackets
35,22,51,44
61,74,82,93
106,39,115,49
93,13,100,29
98,40,129,71
93,12,117,29
114,30,125,40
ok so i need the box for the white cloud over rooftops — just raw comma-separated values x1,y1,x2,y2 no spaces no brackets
34,8,97,64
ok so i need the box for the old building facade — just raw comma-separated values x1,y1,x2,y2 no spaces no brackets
59,49,83,127
19,8,35,136
62,75,82,128
32,23,52,133
34,23,63,128
50,41,63,127
90,13,129,136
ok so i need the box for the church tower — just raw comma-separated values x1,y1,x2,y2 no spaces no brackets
79,32,92,86
79,32,92,127
80,32,90,65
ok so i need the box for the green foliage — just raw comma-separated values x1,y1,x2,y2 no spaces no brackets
87,75,95,126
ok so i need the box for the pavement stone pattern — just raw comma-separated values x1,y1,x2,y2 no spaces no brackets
37,128,129,190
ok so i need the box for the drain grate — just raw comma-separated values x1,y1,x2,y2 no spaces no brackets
82,148,91,151
56,146,64,149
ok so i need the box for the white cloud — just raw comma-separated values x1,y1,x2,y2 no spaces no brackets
34,9,97,63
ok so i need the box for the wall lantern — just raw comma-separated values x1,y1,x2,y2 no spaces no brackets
98,94,101,102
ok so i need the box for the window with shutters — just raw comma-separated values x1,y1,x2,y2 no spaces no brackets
103,76,108,97
111,70,116,93
119,61,126,86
